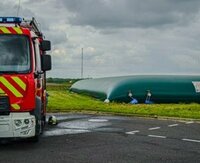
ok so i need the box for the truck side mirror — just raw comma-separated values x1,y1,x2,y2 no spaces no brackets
41,55,52,71
40,40,51,51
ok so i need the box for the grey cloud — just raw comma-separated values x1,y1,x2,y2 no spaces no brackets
46,31,68,46
60,0,200,28
0,2,19,16
0,2,35,18
1,0,200,78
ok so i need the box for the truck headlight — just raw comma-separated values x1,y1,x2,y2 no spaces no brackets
14,120,23,127
24,119,29,125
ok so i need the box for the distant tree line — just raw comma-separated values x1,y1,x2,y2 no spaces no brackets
46,78,81,84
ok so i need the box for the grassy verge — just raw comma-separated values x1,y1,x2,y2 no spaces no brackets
47,83,200,119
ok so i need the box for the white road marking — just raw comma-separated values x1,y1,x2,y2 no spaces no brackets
43,129,90,137
148,127,161,130
168,124,179,127
182,138,200,143
88,119,108,122
126,130,140,135
185,121,194,124
148,135,166,139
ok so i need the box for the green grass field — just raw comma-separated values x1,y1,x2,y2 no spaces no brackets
47,82,200,119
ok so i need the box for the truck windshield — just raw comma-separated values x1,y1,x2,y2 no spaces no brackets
0,35,30,73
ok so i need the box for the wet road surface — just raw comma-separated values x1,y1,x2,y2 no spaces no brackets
0,113,200,163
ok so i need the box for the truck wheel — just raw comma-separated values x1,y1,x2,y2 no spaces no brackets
0,139,9,144
28,135,39,143
41,117,45,134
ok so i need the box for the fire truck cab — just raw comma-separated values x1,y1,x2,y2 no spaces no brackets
0,17,51,142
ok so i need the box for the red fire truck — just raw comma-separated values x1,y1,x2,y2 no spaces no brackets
0,17,51,142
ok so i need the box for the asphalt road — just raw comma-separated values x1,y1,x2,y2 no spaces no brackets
0,113,200,163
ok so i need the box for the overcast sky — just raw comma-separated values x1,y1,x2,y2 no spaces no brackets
1,0,200,78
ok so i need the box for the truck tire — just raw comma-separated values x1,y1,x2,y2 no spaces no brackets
28,135,39,143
